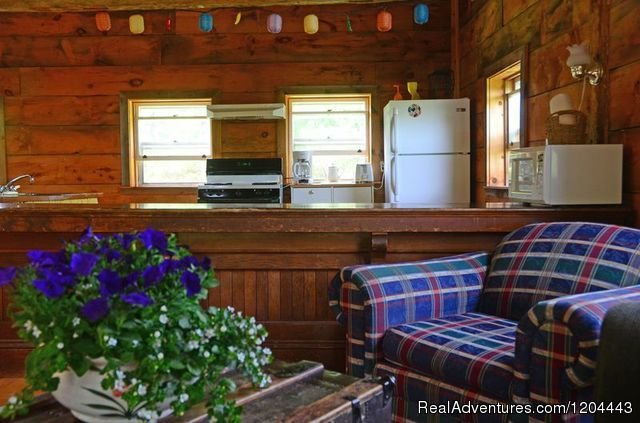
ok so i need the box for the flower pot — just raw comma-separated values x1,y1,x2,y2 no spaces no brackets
52,359,171,423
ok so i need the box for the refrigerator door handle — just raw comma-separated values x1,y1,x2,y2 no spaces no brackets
390,108,398,154
390,156,398,201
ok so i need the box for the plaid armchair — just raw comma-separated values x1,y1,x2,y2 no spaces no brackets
329,222,640,422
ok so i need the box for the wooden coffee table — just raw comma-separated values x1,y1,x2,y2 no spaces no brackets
13,361,394,422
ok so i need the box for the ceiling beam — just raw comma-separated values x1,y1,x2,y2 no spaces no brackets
0,0,407,13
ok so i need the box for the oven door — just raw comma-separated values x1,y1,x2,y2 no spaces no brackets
198,188,282,203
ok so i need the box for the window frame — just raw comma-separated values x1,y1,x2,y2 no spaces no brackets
284,92,373,182
483,47,528,190
119,91,218,188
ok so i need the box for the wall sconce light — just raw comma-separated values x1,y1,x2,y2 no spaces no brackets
566,42,603,86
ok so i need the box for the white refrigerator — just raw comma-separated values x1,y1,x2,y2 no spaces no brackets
383,98,470,205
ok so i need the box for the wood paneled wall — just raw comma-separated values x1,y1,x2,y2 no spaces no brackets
0,3,451,202
457,0,640,225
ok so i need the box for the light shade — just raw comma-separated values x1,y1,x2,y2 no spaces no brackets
414,4,429,25
566,43,591,67
129,14,144,35
304,14,319,34
199,13,214,33
267,13,283,34
95,12,111,32
377,10,392,32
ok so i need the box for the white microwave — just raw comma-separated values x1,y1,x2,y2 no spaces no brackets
508,144,623,205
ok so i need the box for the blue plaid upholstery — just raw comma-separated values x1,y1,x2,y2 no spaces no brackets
330,222,640,422
328,252,488,377
481,222,640,321
382,313,517,401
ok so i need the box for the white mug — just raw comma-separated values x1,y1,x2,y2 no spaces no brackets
327,165,343,182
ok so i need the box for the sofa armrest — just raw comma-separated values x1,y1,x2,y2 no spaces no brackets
513,285,640,404
328,252,488,377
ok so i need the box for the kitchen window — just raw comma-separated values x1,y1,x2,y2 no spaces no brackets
486,61,523,188
286,94,371,181
126,98,213,187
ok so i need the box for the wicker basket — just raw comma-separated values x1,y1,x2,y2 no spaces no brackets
545,110,587,144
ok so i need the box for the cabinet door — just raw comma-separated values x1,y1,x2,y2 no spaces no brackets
291,187,332,204
332,186,373,203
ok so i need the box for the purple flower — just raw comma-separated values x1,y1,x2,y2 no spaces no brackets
143,265,165,287
81,297,110,322
70,252,99,276
40,268,74,287
103,249,122,262
114,233,136,249
27,250,65,267
201,256,211,271
79,226,101,243
33,278,66,298
98,269,124,296
0,267,16,287
140,228,168,253
123,270,141,287
121,292,153,307
181,271,201,297
159,259,177,274
178,256,198,270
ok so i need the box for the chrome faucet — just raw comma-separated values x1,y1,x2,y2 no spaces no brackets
0,174,35,194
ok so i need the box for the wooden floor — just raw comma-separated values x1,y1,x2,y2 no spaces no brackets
0,378,25,404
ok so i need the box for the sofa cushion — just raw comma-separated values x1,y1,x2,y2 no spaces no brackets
382,312,516,401
480,222,640,321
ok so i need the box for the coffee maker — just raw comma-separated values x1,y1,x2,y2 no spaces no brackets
292,151,312,183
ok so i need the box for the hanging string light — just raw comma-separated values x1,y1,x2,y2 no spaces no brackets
345,14,353,32
95,12,111,33
235,12,242,25
267,13,283,34
166,14,173,32
377,9,392,32
129,14,145,34
199,12,214,32
304,14,319,34
414,3,429,25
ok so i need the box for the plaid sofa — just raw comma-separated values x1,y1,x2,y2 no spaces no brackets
329,222,640,422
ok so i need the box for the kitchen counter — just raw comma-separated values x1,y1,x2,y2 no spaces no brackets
0,192,101,203
0,202,632,377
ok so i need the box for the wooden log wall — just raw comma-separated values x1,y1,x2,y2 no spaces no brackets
0,2,451,203
457,0,640,226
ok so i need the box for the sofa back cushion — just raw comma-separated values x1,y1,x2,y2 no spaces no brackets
480,222,640,321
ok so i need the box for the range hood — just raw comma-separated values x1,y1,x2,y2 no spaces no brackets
207,103,286,120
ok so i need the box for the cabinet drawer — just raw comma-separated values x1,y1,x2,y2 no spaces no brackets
333,186,373,203
291,187,332,204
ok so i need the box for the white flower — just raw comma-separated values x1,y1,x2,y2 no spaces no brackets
195,329,203,337
157,352,164,360
116,370,125,381
73,333,79,339
160,305,168,312
154,331,161,338
137,384,147,396
237,352,245,363
205,329,215,338
57,342,64,349
203,351,211,358
32,327,41,339
72,317,81,327
187,340,198,351
106,337,118,347
132,339,140,348
8,396,17,405
24,320,33,331
220,325,227,333
179,393,189,403
131,378,139,385
211,345,219,353
227,306,235,313
159,314,168,324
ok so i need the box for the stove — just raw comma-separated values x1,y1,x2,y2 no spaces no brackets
197,158,283,204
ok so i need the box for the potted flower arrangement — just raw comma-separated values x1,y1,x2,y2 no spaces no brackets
0,227,272,422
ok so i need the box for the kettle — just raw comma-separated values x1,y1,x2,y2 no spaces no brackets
355,163,374,183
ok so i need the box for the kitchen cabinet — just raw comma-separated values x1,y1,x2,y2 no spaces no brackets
291,185,373,204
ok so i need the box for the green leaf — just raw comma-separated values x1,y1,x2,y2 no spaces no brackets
68,355,91,376
169,359,186,370
178,317,191,329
